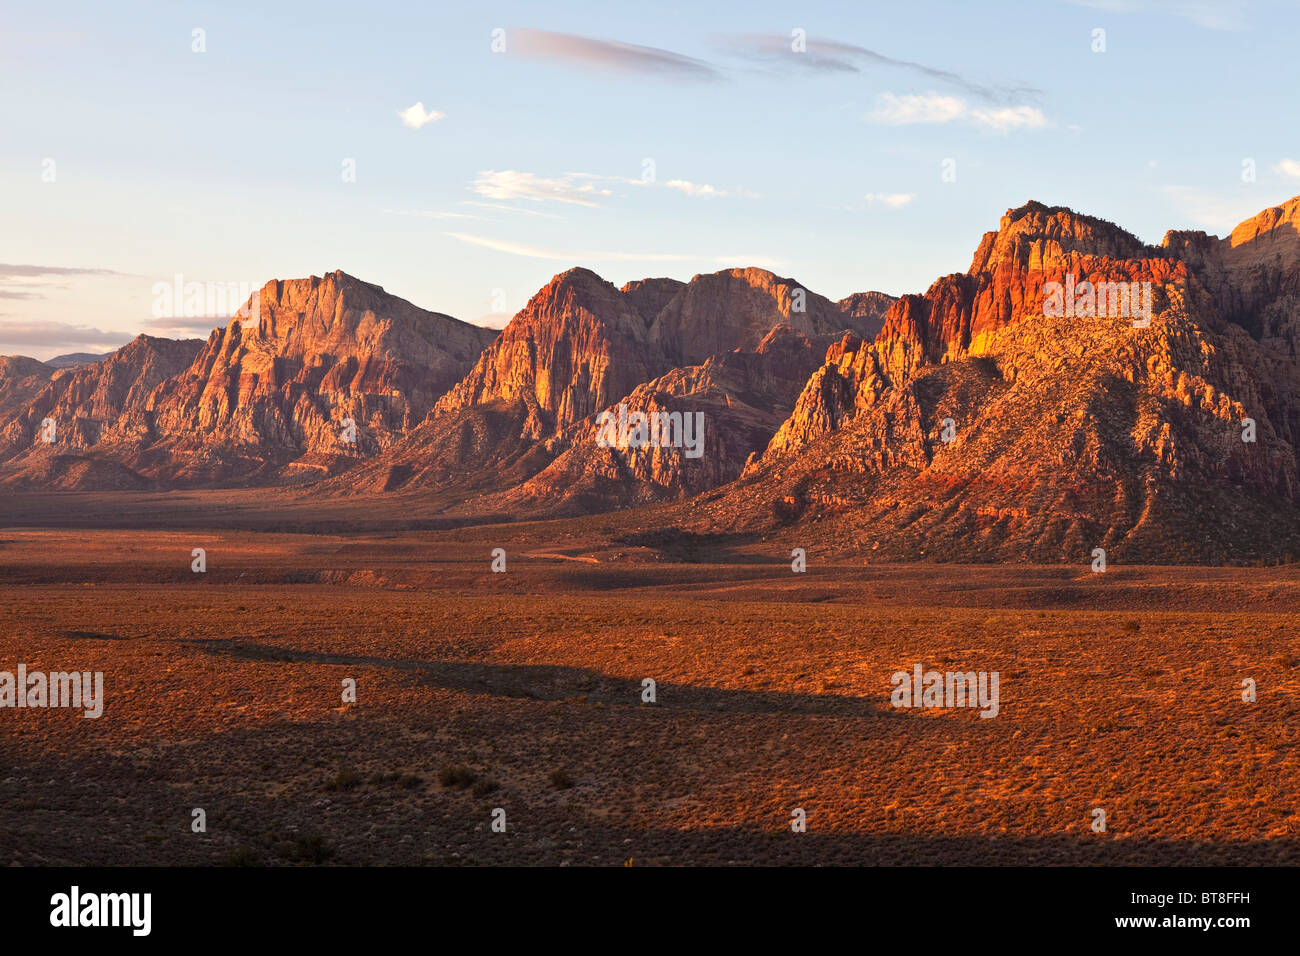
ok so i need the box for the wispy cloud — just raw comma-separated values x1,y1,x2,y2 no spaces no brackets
719,33,1040,102
510,28,720,81
0,264,125,281
384,208,494,221
868,92,1048,130
864,193,915,208
471,170,612,207
461,201,565,220
446,232,695,262
1066,0,1248,31
398,102,445,129
445,232,783,270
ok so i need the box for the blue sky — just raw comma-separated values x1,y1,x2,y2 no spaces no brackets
2,0,1298,358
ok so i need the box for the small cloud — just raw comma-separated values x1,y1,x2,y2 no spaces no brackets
969,105,1048,131
868,92,967,125
1273,158,1300,179
663,179,758,199
867,92,1047,131
471,170,612,207
864,193,915,208
398,102,445,129
510,28,720,81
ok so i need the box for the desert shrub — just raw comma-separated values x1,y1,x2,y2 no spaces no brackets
438,765,477,788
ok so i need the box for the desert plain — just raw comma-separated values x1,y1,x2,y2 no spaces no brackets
1,490,1296,867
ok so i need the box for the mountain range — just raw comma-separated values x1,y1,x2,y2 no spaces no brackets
5,196,1300,562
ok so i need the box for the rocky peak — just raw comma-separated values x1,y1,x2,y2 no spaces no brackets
620,277,686,324
648,267,868,366
433,266,666,437
836,291,896,341
969,201,1152,275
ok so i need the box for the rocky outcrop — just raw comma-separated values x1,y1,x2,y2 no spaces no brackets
0,336,203,488
836,291,896,341
714,200,1300,563
476,325,831,514
0,356,55,425
434,268,667,440
621,277,686,325
647,267,873,366
348,266,872,503
0,271,496,488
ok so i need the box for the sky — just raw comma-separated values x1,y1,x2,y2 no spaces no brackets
2,0,1299,359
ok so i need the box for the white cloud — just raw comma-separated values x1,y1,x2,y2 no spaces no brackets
398,102,445,129
868,92,966,125
867,92,1047,131
663,179,759,199
864,193,915,208
471,170,612,207
969,105,1048,131
1273,159,1300,179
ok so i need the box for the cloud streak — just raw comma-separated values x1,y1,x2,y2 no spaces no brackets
471,170,613,207
867,92,1048,130
720,33,1040,102
0,319,132,350
445,232,783,270
510,28,720,81
0,264,125,281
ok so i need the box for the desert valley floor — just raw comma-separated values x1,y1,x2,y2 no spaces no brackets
1,491,1298,866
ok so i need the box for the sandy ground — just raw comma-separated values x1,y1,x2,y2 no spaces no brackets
1,514,1297,866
